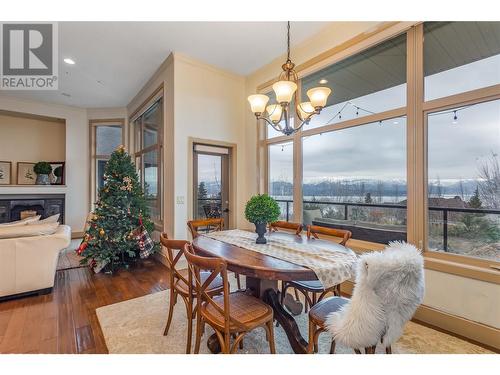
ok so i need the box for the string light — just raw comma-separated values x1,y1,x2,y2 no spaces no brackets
427,105,471,124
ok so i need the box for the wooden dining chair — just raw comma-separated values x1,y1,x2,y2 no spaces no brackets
307,296,392,354
187,218,242,290
160,233,224,353
306,296,388,354
184,243,276,354
281,225,352,313
307,242,424,354
187,218,225,238
269,221,303,236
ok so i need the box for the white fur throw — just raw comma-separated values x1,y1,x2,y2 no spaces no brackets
326,241,425,349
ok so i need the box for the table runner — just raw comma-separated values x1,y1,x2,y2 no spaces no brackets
203,229,358,288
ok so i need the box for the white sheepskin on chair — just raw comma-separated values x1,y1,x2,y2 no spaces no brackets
326,241,425,350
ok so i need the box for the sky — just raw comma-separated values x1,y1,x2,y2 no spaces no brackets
268,54,500,185
197,154,222,188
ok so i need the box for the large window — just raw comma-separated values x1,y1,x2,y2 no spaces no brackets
264,31,408,244
133,98,163,223
424,22,500,263
302,119,407,243
301,33,406,130
268,141,294,220
260,21,500,270
424,22,500,101
90,121,124,206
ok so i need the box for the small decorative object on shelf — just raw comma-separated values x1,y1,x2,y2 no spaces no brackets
33,161,53,185
16,162,36,185
244,194,281,244
0,161,12,185
77,145,159,273
50,162,65,185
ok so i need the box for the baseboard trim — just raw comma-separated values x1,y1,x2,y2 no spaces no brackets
71,231,84,239
340,280,499,351
413,304,500,352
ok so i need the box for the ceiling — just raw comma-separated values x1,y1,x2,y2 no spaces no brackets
0,22,329,108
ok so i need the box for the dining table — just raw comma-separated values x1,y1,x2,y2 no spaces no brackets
192,229,358,354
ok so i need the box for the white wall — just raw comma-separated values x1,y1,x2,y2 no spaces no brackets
0,95,88,231
127,53,246,241
173,54,246,239
424,269,499,328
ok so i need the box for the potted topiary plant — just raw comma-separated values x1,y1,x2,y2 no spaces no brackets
33,161,53,185
244,194,281,244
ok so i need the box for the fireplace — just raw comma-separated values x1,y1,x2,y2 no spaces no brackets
0,194,65,224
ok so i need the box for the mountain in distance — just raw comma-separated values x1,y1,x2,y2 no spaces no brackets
270,178,481,198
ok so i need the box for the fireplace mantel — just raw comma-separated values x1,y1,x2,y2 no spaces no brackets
0,186,67,195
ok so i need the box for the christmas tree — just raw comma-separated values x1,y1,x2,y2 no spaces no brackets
78,145,158,272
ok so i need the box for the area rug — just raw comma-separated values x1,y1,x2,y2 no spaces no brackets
96,287,492,354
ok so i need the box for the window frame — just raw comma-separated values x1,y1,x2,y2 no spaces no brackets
130,90,164,227
89,119,125,209
257,21,500,282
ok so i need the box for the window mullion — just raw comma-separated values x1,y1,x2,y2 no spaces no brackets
406,24,426,249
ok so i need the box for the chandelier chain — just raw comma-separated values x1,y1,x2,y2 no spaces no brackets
286,21,291,62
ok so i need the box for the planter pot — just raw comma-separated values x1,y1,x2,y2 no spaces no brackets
254,222,267,244
35,174,50,185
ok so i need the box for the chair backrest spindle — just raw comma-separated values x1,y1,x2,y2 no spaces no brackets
306,225,352,246
269,221,303,236
187,218,224,239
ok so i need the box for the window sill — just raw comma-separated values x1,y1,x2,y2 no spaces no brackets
424,256,500,284
345,238,500,284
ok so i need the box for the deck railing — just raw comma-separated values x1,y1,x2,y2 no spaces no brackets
275,199,500,251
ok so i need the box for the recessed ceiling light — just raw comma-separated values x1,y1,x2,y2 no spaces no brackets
64,58,75,65
393,120,399,124
319,79,328,84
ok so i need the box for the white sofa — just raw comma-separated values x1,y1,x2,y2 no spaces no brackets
0,225,71,299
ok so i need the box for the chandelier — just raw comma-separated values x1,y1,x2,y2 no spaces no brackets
248,22,332,136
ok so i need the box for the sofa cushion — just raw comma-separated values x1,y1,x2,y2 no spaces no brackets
0,222,59,239
28,213,60,225
0,215,41,227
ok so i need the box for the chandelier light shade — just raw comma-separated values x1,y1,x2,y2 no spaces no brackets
297,101,315,121
272,80,297,103
266,104,283,122
248,94,269,114
307,87,332,108
247,22,332,136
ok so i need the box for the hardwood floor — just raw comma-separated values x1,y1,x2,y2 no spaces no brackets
0,260,170,354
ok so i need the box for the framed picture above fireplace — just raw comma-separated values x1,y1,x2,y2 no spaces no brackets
0,161,12,185
17,162,36,185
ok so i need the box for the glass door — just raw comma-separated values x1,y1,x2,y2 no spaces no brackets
193,144,230,227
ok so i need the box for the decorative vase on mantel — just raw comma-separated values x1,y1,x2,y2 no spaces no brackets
35,174,50,185
33,162,53,186
254,222,268,244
